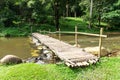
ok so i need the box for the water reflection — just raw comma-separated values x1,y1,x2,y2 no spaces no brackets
0,37,31,59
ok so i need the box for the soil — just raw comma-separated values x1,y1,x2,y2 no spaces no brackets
108,49,120,57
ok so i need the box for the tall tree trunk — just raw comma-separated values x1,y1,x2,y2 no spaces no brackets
66,0,69,17
89,0,93,29
54,1,59,31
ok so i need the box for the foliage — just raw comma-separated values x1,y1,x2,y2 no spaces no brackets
102,0,120,30
0,57,120,80
0,0,120,34
0,17,107,37
0,27,29,37
60,17,101,33
79,0,119,29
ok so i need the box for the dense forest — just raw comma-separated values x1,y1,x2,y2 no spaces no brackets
0,0,120,36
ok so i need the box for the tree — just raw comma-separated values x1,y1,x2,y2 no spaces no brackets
102,0,120,30
52,0,60,31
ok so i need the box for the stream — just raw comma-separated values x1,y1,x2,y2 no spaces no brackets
0,33,119,59
0,37,31,59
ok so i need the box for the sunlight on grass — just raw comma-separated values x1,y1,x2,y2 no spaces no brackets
65,17,84,21
60,17,88,32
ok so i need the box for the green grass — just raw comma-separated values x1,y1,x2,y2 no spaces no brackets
0,17,117,37
60,17,88,31
0,27,30,37
0,57,120,80
59,17,106,34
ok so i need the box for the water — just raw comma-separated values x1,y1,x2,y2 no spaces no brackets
0,37,31,59
51,33,120,50
0,33,119,59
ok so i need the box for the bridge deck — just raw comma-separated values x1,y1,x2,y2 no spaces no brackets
32,33,99,67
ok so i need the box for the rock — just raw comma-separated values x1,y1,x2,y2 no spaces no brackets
73,44,81,47
46,53,52,60
26,57,37,63
84,46,109,57
35,43,41,46
42,46,48,49
32,38,39,44
33,50,40,54
36,60,45,64
43,49,51,54
0,55,22,64
37,46,43,50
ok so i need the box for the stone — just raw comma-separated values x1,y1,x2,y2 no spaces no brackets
37,46,43,50
84,46,109,57
36,60,45,64
73,44,81,47
43,49,51,54
26,57,37,63
0,55,22,64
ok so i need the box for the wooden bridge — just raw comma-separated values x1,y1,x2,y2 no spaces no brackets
32,33,99,67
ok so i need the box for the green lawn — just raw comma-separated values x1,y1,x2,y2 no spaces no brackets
0,57,120,80
59,17,109,33
60,17,88,31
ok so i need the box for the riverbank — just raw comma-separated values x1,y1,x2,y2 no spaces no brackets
0,17,119,37
0,57,120,80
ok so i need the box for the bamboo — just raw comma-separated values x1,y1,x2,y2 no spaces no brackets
39,30,41,33
55,31,107,37
31,26,32,35
75,26,78,46
59,28,61,40
98,28,103,58
43,30,45,34
49,29,51,36
32,33,99,67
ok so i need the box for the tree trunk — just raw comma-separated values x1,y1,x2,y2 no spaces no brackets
89,0,93,29
66,0,69,17
54,1,60,31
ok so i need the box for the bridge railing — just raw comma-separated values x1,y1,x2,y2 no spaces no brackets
38,26,107,58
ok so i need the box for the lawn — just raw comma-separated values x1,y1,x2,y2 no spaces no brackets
0,57,120,80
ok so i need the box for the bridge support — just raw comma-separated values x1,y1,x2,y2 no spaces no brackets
98,28,103,58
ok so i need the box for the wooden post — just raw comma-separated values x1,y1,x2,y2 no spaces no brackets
31,26,32,35
43,30,45,34
39,30,41,33
75,26,78,46
59,28,61,40
49,29,51,36
98,28,103,58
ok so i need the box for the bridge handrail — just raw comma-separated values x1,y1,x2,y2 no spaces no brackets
55,31,107,38
38,27,107,58
39,30,107,38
